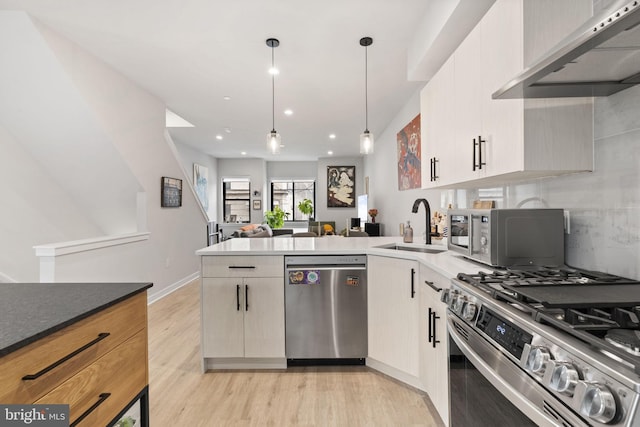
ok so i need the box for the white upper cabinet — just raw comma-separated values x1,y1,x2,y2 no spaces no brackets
421,0,593,189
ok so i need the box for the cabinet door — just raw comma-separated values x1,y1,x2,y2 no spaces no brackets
419,265,450,426
243,277,285,358
201,278,244,358
422,55,457,188
454,23,485,184
368,256,420,377
480,0,525,177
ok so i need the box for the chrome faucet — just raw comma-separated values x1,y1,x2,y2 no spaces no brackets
412,198,431,245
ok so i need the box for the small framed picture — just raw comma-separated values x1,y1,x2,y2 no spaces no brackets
161,177,182,207
253,199,261,210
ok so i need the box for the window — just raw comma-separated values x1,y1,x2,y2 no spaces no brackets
223,178,250,223
271,180,315,221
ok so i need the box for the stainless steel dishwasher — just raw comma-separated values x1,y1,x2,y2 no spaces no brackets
285,255,367,363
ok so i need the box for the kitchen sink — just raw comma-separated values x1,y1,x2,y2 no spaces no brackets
375,243,447,254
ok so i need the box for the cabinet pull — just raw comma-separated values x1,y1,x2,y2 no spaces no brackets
22,333,110,381
424,280,442,293
228,266,256,269
432,158,439,181
410,268,416,299
473,136,486,171
430,158,434,182
236,284,241,311
428,308,433,344
432,310,441,348
472,138,477,171
245,284,249,311
70,392,111,427
477,135,486,170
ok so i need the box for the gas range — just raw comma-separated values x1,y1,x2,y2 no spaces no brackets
445,267,640,427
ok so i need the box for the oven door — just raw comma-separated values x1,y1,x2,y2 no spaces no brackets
447,314,587,427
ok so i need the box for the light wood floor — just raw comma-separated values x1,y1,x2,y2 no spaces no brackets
148,279,444,426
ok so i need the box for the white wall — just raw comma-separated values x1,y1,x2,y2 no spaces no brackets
174,141,218,221
0,13,206,297
316,157,365,233
364,90,439,241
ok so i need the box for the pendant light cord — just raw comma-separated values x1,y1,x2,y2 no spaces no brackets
365,44,369,133
271,46,276,132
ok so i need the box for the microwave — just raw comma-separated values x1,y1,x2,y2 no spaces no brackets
447,208,565,267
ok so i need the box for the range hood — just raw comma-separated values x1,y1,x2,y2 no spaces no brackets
493,0,640,99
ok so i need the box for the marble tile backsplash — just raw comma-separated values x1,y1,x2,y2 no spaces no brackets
458,85,640,279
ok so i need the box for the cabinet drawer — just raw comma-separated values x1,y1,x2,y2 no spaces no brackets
202,256,283,278
0,292,147,404
36,330,147,427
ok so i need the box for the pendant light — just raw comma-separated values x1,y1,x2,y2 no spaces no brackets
359,36,374,155
266,38,281,154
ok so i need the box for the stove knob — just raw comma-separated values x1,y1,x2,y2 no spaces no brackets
549,363,579,396
580,383,617,424
441,289,452,304
462,301,477,321
525,347,551,375
451,295,465,313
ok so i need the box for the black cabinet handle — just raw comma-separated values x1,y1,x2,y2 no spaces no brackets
22,333,110,381
410,268,416,299
424,280,442,293
70,393,111,427
432,309,441,348
432,158,439,181
430,158,434,182
473,136,486,171
472,138,477,171
229,266,256,269
236,284,241,311
428,307,433,344
477,135,486,170
245,284,249,311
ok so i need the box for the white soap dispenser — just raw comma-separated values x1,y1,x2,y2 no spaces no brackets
403,221,413,243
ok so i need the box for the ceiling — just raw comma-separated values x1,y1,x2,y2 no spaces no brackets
0,0,485,161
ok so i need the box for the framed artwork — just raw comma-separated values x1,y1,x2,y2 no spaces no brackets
193,163,209,210
253,199,261,210
161,177,182,207
397,113,421,190
327,166,355,208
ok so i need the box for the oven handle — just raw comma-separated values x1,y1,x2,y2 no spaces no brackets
447,314,560,427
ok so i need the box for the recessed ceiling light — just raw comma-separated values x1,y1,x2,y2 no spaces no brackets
268,67,279,75
329,134,336,139
284,109,293,116
215,135,223,140
223,96,231,101
328,150,334,155
224,127,232,133
241,151,247,156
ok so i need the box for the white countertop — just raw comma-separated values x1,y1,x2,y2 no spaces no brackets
196,236,493,279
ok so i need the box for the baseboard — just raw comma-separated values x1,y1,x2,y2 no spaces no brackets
147,271,199,305
203,357,287,370
366,358,424,391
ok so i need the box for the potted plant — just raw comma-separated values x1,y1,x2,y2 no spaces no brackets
264,205,289,229
368,208,379,223
297,198,314,221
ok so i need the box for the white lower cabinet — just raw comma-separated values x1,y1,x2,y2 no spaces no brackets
367,255,421,387
419,264,450,426
201,256,285,369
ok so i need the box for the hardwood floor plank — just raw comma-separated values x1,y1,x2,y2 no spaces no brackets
148,279,444,426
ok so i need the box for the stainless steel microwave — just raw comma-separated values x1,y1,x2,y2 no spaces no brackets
447,208,565,267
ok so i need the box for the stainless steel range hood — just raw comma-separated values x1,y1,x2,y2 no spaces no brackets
493,0,640,99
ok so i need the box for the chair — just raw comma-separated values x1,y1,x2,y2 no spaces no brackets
292,232,318,237
346,230,369,237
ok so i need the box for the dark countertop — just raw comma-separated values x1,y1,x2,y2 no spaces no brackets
0,282,153,357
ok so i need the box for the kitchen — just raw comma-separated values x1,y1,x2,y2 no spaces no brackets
1,0,640,426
